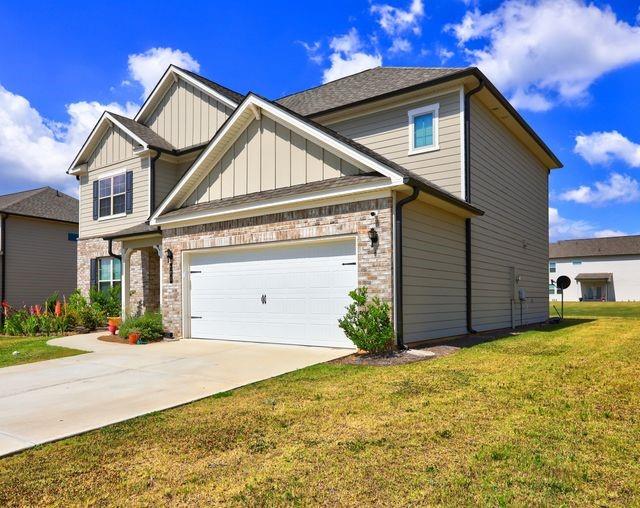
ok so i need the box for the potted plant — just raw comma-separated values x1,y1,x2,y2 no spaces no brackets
128,328,141,345
107,316,122,335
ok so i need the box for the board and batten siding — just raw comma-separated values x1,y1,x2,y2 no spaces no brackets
328,90,462,197
185,117,362,206
79,157,150,238
4,215,78,306
88,125,137,171
469,98,549,330
402,198,467,342
146,78,234,150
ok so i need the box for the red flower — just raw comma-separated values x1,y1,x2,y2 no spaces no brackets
1,300,8,317
54,301,62,317
34,305,42,316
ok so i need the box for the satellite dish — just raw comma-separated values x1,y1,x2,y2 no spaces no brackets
556,276,571,290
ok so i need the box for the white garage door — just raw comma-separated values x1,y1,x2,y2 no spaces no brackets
188,238,357,348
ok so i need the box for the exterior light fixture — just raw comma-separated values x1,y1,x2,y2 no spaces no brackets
165,249,174,283
368,227,379,254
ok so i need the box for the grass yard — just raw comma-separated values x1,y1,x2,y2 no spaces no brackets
0,336,85,368
1,308,639,506
550,300,640,319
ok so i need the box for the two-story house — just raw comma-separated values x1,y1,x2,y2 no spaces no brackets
0,187,78,317
68,65,561,348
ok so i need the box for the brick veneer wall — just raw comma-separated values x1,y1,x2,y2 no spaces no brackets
161,198,393,339
77,238,159,313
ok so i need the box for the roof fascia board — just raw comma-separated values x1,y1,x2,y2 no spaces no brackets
68,113,148,174
134,66,239,123
151,180,396,227
150,94,406,222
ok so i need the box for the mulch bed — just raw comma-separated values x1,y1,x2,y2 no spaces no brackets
98,334,129,344
332,347,448,366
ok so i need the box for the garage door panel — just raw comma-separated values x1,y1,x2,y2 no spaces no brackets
188,239,357,348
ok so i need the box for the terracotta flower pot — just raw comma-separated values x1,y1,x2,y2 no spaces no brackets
128,332,141,345
108,324,118,335
108,317,122,328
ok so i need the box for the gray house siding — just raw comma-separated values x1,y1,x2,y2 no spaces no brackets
4,215,78,306
469,98,549,330
402,198,467,342
328,90,463,197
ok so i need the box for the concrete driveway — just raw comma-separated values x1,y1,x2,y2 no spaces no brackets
0,333,349,457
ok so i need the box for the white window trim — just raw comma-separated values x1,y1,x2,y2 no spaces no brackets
98,257,122,291
408,103,440,155
97,172,127,219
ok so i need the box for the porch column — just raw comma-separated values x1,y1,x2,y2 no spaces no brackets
120,247,133,319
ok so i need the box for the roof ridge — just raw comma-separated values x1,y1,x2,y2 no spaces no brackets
173,65,245,103
556,234,640,242
0,186,48,200
276,66,383,101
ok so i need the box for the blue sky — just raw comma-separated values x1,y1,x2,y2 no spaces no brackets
1,0,639,241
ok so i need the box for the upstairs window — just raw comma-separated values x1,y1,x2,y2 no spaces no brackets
408,104,439,154
548,284,555,295
549,261,556,273
98,173,126,218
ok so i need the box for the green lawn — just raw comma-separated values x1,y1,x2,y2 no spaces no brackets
550,300,640,319
1,312,639,506
0,336,85,368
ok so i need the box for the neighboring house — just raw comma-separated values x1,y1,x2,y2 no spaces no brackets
549,235,640,302
0,187,79,317
68,65,561,348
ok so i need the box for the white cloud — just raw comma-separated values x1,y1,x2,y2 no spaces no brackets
128,47,200,97
447,0,640,110
574,131,640,167
560,173,640,205
322,29,382,83
0,85,137,193
437,47,454,63
549,207,595,240
389,37,412,53
371,0,425,36
298,40,323,64
593,229,629,238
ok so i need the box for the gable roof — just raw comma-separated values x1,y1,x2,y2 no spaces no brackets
550,235,640,259
67,111,176,174
134,65,243,123
277,66,465,116
150,92,482,224
107,112,174,152
0,187,78,223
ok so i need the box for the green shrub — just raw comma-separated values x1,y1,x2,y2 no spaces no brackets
119,312,164,342
3,309,28,335
338,286,394,354
89,285,121,318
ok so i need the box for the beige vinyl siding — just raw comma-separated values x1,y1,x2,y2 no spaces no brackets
88,126,138,171
402,198,467,342
146,78,234,149
328,90,462,197
79,157,150,238
185,118,362,205
4,216,78,306
154,158,194,210
469,98,549,330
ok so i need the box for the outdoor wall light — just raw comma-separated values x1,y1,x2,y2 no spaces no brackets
368,227,379,254
165,249,174,283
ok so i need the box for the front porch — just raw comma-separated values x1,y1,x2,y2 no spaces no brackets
104,224,163,318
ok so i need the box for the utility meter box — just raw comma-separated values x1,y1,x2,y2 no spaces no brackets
518,288,527,302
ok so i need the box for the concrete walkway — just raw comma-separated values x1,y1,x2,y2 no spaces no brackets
0,333,350,456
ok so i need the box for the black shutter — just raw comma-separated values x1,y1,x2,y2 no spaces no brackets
92,180,99,220
125,171,133,214
90,258,97,290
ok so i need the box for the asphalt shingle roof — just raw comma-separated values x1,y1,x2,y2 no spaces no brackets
550,235,640,259
178,67,245,105
158,175,387,220
102,222,160,240
0,187,78,223
277,66,466,116
107,112,175,152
